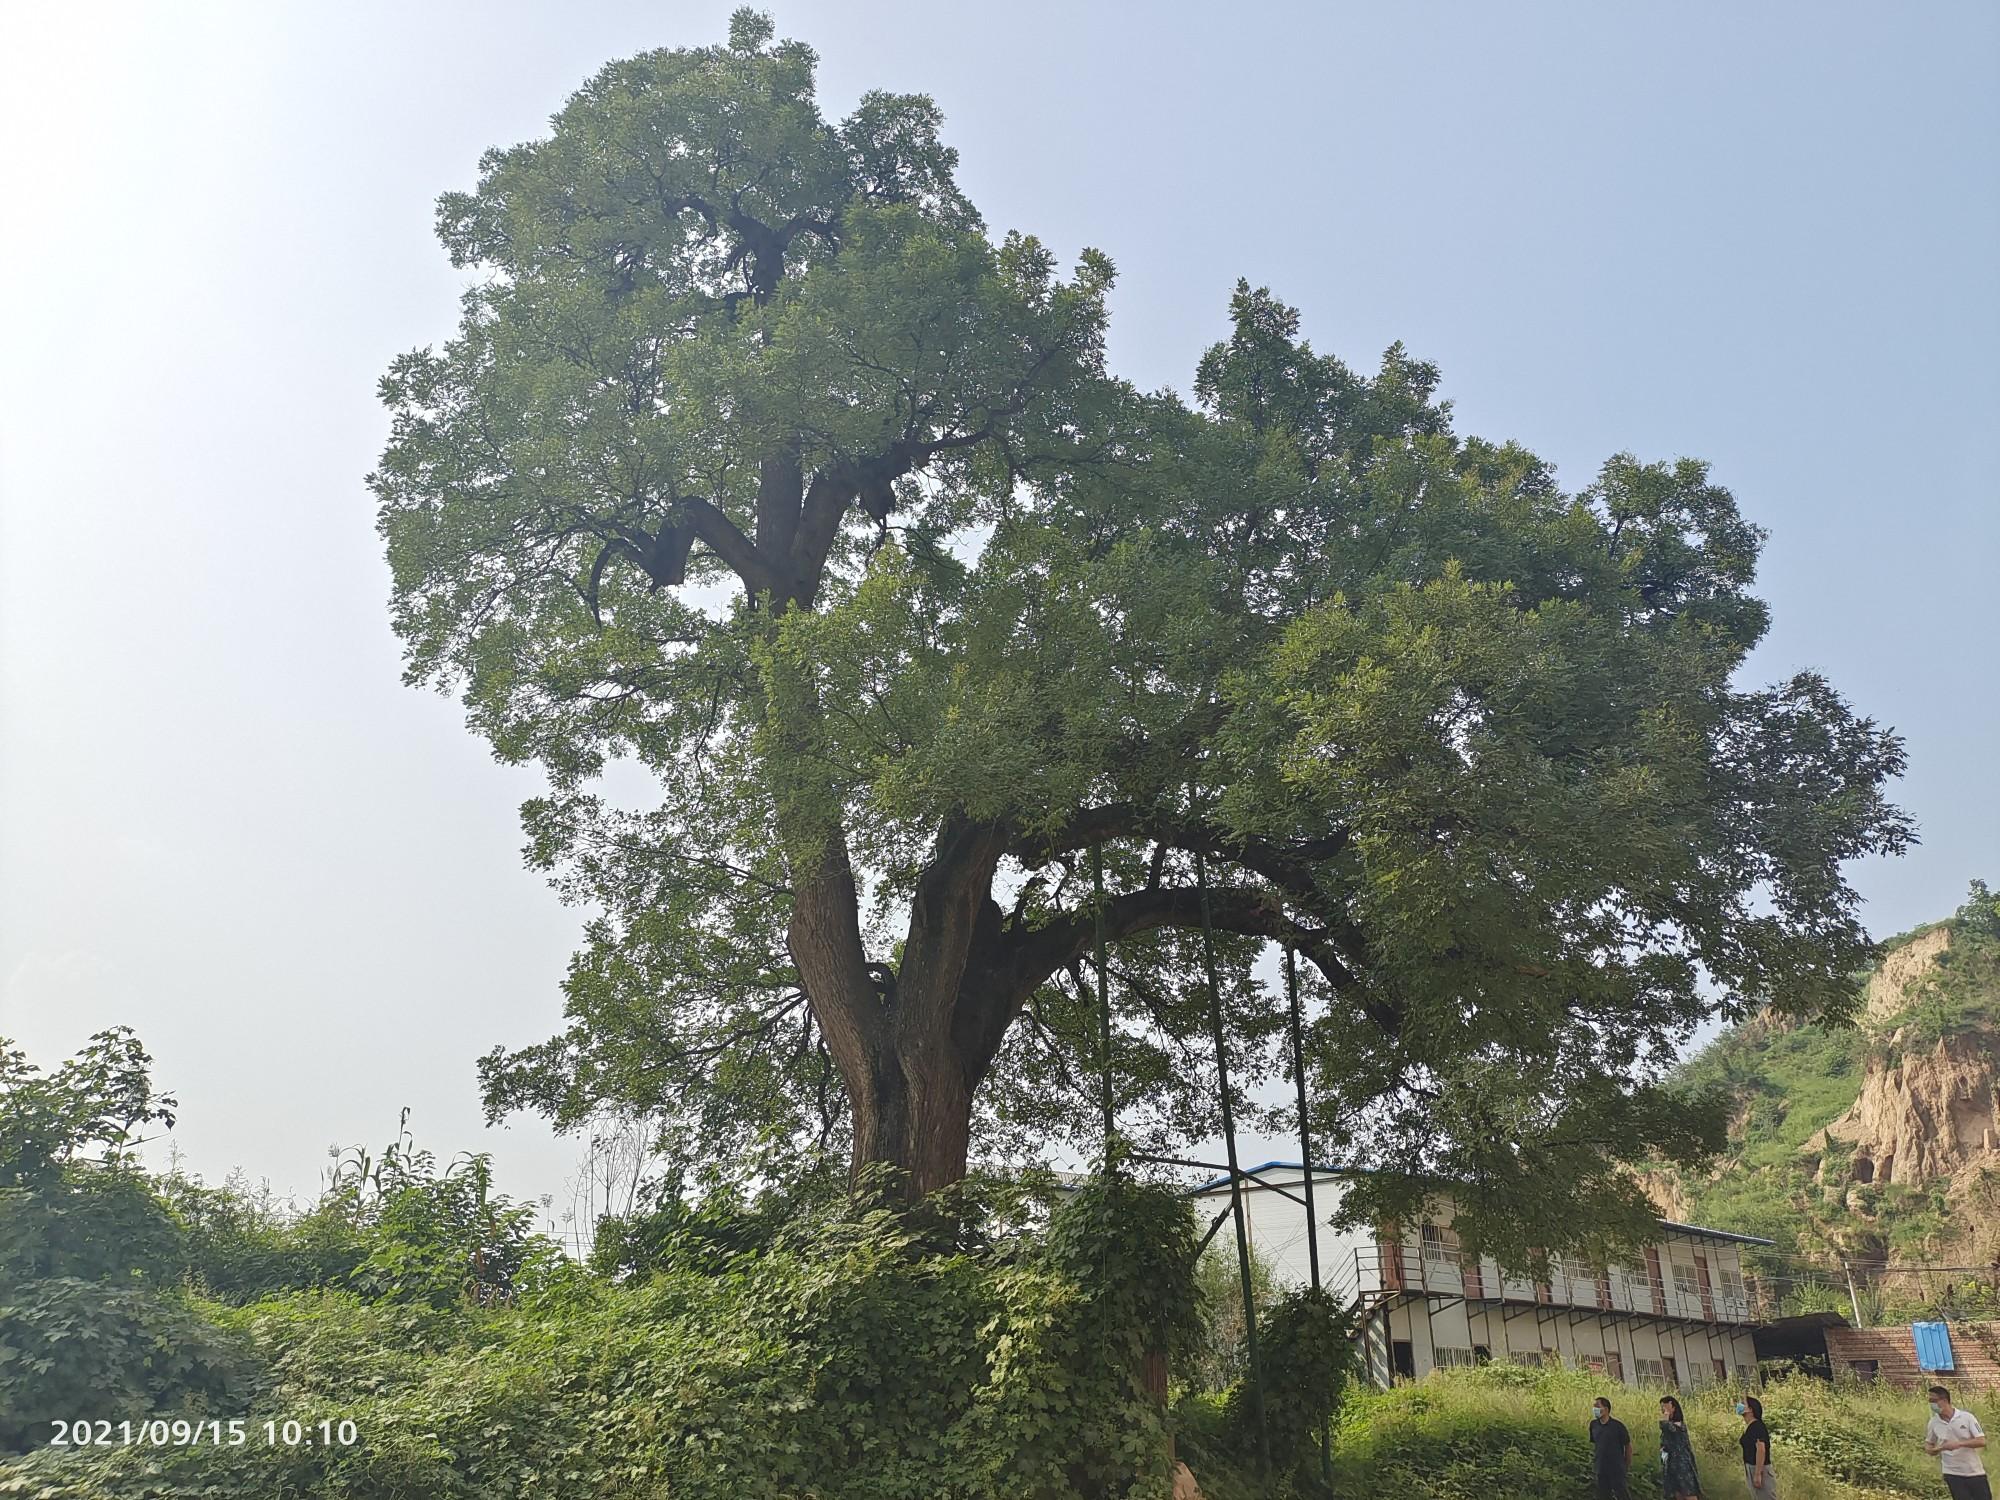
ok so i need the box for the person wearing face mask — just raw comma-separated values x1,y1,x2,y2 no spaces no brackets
1589,1394,1633,1499
1925,1383,1990,1500
1658,1395,1704,1500
1737,1394,1775,1494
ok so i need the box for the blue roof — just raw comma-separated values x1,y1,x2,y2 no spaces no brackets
1189,1160,1775,1247
1914,1321,1956,1372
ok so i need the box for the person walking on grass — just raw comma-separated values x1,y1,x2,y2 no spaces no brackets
1590,1394,1634,1499
1738,1393,1775,1495
1925,1383,1989,1500
1659,1394,1703,1500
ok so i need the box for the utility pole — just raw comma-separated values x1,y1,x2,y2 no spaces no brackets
1843,1262,1864,1326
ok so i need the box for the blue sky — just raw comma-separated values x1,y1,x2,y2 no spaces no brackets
1,1,1993,1222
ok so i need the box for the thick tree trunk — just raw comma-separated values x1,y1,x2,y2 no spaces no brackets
785,811,1013,1198
848,1050,974,1197
743,450,1051,1198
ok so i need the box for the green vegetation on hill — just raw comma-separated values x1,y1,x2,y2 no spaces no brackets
1669,880,2000,1304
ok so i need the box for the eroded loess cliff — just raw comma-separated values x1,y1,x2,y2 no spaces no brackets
1666,882,2000,1283
1807,920,2000,1264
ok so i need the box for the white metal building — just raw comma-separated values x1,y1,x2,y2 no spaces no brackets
1193,1162,1770,1388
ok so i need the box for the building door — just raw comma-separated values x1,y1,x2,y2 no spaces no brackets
1392,1341,1416,1380
1662,1355,1679,1387
1694,1254,1715,1321
1644,1247,1667,1316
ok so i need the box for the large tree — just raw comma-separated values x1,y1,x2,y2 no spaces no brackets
374,12,1910,1241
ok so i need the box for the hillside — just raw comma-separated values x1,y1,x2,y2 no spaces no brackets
1667,881,2000,1313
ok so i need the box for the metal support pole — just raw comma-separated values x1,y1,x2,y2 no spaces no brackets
1285,945,1322,1291
1198,850,1269,1475
1092,842,1114,1169
1844,1261,1864,1326
1285,943,1332,1484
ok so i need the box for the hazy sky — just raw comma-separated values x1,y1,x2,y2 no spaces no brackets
3,1,1995,1229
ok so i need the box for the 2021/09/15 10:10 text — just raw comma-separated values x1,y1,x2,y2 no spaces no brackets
50,1419,361,1448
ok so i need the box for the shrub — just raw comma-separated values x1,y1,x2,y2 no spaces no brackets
0,1279,244,1455
0,1173,1212,1499
162,1172,370,1302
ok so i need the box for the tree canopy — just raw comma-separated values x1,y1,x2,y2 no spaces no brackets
374,10,1911,1253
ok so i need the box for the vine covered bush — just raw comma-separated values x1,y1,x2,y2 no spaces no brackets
4,1036,1235,1498
2,1169,1217,1499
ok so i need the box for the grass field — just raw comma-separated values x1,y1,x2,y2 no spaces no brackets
1310,1364,1971,1499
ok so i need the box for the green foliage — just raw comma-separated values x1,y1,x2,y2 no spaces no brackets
0,1028,176,1190
2,1172,1222,1499
0,1280,243,1456
1222,1288,1356,1480
159,1123,547,1312
161,1172,369,1303
1327,1364,1945,1500
1901,879,2000,1041
1185,1246,1279,1394
0,1034,236,1458
0,1039,1966,1498
335,1151,541,1310
215,1289,474,1406
0,1166,183,1287
587,1165,843,1279
0,1037,576,1462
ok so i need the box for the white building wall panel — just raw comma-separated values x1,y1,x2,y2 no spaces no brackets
1190,1166,1770,1391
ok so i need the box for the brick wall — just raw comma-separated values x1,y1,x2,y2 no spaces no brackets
1825,1321,2000,1389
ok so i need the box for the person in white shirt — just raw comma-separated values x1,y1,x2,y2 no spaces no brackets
1925,1384,1990,1500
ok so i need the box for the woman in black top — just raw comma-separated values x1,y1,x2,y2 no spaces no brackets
1739,1394,1776,1494
1658,1396,1703,1499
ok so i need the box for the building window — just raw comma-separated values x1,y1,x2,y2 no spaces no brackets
1434,1346,1477,1368
1736,1363,1756,1384
1850,1360,1878,1383
1635,1357,1667,1382
1717,1267,1747,1317
1672,1262,1701,1303
1421,1224,1454,1266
